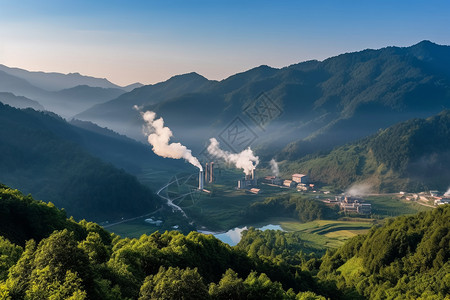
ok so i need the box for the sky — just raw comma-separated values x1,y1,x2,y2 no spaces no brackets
0,0,449,86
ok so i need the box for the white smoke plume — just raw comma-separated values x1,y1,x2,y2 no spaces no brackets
444,187,450,196
139,110,202,171
207,138,259,175
270,158,279,177
345,183,372,197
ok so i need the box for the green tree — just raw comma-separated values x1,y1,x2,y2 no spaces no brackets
243,271,285,300
0,237,22,281
209,269,246,300
139,266,209,300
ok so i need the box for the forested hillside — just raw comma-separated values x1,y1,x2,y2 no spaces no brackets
285,110,450,192
1,184,448,299
318,206,449,299
0,185,329,299
0,103,161,221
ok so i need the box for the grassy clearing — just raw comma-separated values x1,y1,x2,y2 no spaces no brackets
107,220,158,238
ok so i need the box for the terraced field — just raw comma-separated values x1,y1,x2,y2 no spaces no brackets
279,219,375,248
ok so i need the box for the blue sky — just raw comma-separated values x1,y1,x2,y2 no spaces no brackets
0,0,449,86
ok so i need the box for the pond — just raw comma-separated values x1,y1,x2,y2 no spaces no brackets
199,224,284,246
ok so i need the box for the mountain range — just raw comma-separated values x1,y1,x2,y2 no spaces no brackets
2,40,450,197
75,41,450,159
0,65,143,118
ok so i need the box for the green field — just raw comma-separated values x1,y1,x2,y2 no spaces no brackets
278,219,375,248
365,195,432,217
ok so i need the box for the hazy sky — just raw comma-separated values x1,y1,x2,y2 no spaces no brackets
1,0,449,86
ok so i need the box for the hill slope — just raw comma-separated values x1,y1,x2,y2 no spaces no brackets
318,205,449,299
284,110,450,192
0,103,162,221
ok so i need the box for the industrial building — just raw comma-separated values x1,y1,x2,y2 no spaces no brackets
336,196,372,214
292,173,309,184
283,179,297,188
296,183,308,191
264,176,283,185
238,169,257,189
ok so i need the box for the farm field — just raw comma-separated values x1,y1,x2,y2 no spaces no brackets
278,218,375,248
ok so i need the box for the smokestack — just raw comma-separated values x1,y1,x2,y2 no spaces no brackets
209,162,214,183
199,170,204,190
205,163,208,182
251,168,255,180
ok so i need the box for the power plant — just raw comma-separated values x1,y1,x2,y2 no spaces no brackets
237,169,257,189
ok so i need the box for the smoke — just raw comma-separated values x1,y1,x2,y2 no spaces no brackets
139,110,202,171
270,159,279,177
207,138,259,175
444,188,450,196
345,183,372,197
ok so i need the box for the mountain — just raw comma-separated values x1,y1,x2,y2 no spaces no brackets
0,65,148,118
0,69,128,117
0,64,123,91
0,103,165,221
67,118,186,175
0,92,44,111
123,82,144,92
76,72,216,140
48,85,126,117
75,41,450,157
0,70,47,99
283,110,450,192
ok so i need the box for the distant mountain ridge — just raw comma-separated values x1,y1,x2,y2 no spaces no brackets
0,92,44,110
75,41,450,157
0,64,140,91
0,65,145,118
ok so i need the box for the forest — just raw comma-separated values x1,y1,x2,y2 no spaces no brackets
0,183,448,299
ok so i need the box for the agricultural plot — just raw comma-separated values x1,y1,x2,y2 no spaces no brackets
279,219,375,248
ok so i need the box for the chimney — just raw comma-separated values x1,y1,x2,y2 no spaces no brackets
199,170,204,190
209,162,214,183
251,168,255,180
205,163,208,182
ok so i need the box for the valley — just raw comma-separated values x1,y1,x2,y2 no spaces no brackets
0,38,449,299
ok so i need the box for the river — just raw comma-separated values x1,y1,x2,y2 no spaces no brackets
199,224,283,246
